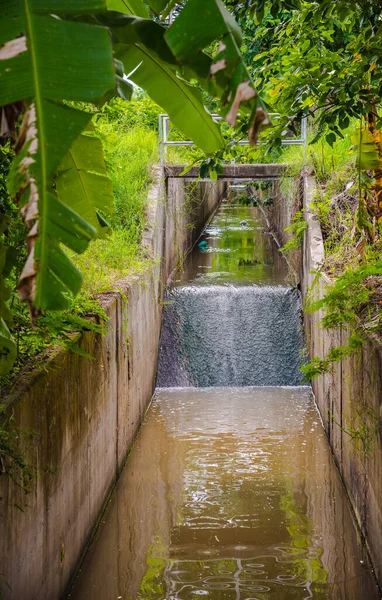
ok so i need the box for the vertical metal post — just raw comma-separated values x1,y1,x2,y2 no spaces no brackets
163,116,169,164
159,114,163,164
302,116,308,162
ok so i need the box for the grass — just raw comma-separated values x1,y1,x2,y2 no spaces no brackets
276,127,359,268
0,105,159,390
71,124,158,295
274,123,382,387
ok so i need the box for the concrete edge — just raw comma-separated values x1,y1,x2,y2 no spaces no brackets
302,174,382,592
164,163,287,179
303,176,325,272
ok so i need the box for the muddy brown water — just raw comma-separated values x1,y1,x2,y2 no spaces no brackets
69,203,380,599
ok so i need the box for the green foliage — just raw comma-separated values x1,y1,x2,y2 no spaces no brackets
97,94,161,131
1,1,116,319
117,43,223,153
223,0,382,237
0,294,108,391
302,256,382,382
0,99,157,389
0,142,27,376
226,0,382,144
307,261,382,328
336,405,379,459
55,122,114,238
281,210,307,253
71,123,158,295
107,0,149,18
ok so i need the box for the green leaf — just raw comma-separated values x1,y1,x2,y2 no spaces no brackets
165,0,259,130
106,0,149,18
0,317,17,375
103,13,177,65
1,1,116,315
352,129,382,170
34,242,85,310
200,163,210,178
0,14,115,106
165,0,242,62
116,44,224,153
145,0,174,15
55,125,114,238
0,243,16,326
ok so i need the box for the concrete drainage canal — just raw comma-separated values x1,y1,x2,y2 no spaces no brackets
69,197,379,599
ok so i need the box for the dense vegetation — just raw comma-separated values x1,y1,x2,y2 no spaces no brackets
0,96,160,389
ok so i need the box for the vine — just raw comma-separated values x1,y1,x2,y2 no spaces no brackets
280,209,307,254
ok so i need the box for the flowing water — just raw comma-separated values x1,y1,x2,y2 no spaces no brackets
157,205,304,388
69,202,380,599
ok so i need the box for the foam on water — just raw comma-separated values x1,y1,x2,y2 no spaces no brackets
157,284,305,387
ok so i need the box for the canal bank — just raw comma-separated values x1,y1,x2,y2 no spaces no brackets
269,175,382,591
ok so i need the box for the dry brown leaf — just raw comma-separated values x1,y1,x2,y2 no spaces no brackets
14,105,40,321
0,101,25,143
226,81,256,128
249,107,271,145
211,59,226,75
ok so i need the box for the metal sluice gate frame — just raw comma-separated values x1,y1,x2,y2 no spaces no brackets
159,113,307,164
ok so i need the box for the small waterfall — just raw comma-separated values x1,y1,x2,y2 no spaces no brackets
157,284,305,387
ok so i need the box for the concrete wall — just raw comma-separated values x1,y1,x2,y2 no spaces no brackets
269,174,382,588
0,167,225,600
301,177,382,588
267,176,303,279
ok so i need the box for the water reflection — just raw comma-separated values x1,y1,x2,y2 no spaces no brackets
178,205,287,286
69,388,378,600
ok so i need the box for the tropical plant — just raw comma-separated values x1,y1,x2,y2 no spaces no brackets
0,0,264,374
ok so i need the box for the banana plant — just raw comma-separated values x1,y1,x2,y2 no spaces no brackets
107,0,268,139
351,120,382,239
55,123,114,238
0,0,262,373
0,0,117,373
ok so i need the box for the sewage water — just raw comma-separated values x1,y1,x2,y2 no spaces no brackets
70,202,379,599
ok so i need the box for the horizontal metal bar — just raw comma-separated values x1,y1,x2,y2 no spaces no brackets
159,113,307,164
160,139,304,147
280,140,304,145
159,141,196,146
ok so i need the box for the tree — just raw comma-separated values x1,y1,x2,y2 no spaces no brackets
0,0,265,373
225,0,382,235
